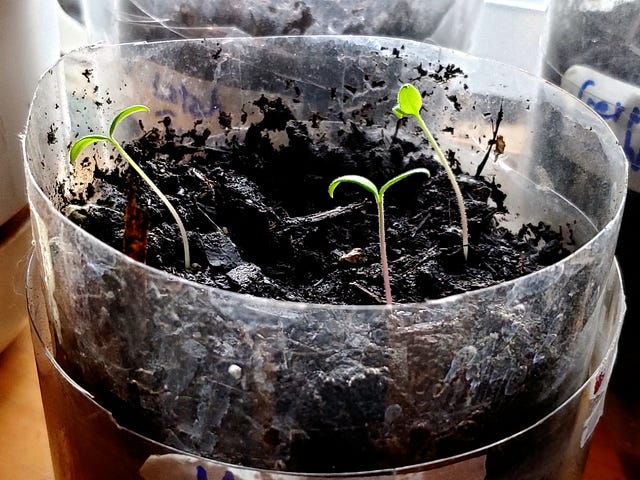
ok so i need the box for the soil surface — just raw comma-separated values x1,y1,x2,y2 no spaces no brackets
67,94,570,306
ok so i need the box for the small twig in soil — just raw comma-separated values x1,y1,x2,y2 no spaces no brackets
123,173,149,263
207,380,245,394
282,201,367,232
349,281,385,304
285,337,328,354
411,214,430,238
475,103,504,178
195,201,223,233
481,260,500,277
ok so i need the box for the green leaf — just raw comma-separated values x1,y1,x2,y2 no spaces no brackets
69,135,111,164
379,168,430,197
109,105,150,137
397,83,422,117
328,175,380,203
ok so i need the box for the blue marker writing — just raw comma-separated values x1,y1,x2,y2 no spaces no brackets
196,466,208,480
577,78,640,170
578,79,625,121
195,468,236,480
152,72,221,117
624,106,640,171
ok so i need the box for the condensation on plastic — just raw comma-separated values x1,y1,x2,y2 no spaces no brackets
23,36,627,473
27,256,626,479
80,0,482,50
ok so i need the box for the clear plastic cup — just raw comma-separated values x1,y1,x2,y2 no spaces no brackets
23,36,627,477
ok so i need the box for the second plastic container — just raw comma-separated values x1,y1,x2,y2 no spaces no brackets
80,0,482,50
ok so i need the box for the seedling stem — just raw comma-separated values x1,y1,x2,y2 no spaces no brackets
70,105,191,269
329,168,430,304
393,83,469,259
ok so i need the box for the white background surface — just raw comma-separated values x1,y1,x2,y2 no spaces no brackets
469,0,550,75
0,0,60,225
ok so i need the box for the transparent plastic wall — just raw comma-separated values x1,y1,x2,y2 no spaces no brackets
24,37,627,474
543,0,640,188
542,0,640,237
27,258,627,479
80,0,482,50
542,2,640,474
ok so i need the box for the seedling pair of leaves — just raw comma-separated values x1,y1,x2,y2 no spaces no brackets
329,84,469,304
70,105,191,269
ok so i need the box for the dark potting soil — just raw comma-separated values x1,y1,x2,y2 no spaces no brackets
67,96,571,306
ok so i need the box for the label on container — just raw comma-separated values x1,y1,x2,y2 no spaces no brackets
562,64,640,192
140,453,487,480
580,346,618,448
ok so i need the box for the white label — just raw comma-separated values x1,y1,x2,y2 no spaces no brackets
140,453,487,480
562,64,640,191
579,346,618,448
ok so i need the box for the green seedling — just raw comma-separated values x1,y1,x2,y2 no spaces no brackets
393,83,469,259
329,168,430,304
70,105,191,269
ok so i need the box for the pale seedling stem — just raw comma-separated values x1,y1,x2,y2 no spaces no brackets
329,168,430,304
69,105,191,269
393,83,469,259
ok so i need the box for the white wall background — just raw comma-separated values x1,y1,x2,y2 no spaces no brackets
469,0,550,75
57,0,552,72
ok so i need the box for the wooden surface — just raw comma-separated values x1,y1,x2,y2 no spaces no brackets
584,412,628,480
0,325,635,480
0,326,54,480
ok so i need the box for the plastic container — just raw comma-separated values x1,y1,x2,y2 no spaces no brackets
542,6,640,466
543,2,640,475
23,36,627,477
543,0,640,185
27,255,626,479
80,0,482,50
